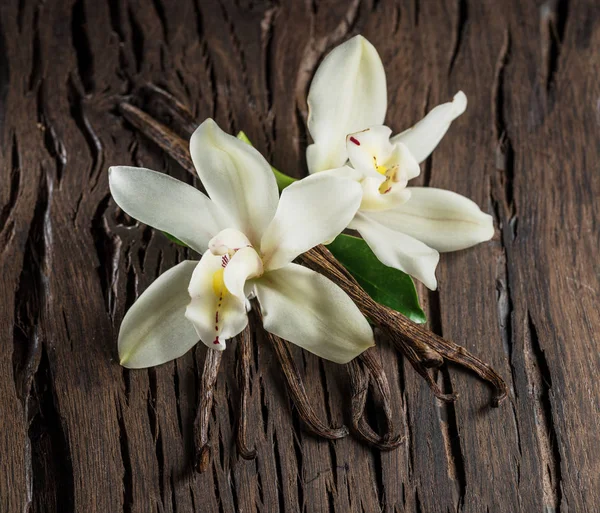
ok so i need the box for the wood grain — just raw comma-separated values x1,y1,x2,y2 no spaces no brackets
1,0,598,511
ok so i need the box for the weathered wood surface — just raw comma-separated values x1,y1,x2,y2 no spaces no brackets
1,0,598,511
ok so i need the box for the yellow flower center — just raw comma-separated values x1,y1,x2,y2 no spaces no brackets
212,267,227,297
373,157,399,194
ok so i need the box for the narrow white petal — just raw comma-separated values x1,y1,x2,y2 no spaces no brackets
190,119,279,245
118,261,199,369
109,166,222,253
260,174,363,270
306,35,387,173
366,187,495,252
186,251,248,350
254,264,375,364
391,91,467,163
350,212,440,290
223,246,264,300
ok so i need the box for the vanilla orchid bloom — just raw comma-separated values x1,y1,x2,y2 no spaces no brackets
110,119,374,368
306,35,494,290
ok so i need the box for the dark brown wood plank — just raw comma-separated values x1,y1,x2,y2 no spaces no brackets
1,0,598,511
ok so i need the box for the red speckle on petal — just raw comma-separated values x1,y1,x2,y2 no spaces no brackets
349,136,361,146
213,337,220,345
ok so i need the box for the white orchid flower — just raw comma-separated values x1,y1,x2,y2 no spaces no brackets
306,35,494,290
110,119,374,369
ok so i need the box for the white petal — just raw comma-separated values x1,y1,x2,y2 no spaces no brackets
109,166,222,253
388,142,421,182
118,260,199,369
346,126,394,171
208,228,252,255
306,35,387,173
260,174,363,270
254,264,374,364
223,246,264,299
311,164,367,182
366,187,495,252
391,91,467,163
360,176,412,211
350,212,440,290
186,251,248,350
190,119,279,245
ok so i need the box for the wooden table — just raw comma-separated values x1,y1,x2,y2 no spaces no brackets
1,1,598,511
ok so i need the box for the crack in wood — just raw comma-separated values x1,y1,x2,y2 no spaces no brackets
523,312,563,512
67,78,105,191
127,5,144,73
29,345,76,513
37,83,68,186
91,193,121,316
0,134,21,233
490,29,527,489
117,401,133,513
71,0,95,93
260,5,278,158
151,0,169,43
27,4,41,93
492,29,517,237
0,15,9,133
427,292,467,511
448,0,467,75
12,171,47,403
540,0,569,94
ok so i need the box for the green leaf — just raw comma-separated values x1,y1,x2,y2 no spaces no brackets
236,131,297,190
162,232,189,248
327,234,426,324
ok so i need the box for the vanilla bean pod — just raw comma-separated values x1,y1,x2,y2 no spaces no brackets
236,322,257,460
347,350,405,449
118,94,508,408
138,83,199,137
300,245,508,406
270,331,349,439
253,304,349,439
193,348,222,473
119,102,197,176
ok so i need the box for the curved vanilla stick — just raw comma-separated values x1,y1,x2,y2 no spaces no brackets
347,351,405,449
193,348,222,473
236,323,258,460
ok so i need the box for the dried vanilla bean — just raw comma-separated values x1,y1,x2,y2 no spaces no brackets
236,322,257,460
254,305,349,439
300,245,508,406
268,332,349,439
119,102,197,176
347,350,405,450
138,83,199,137
194,348,223,473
